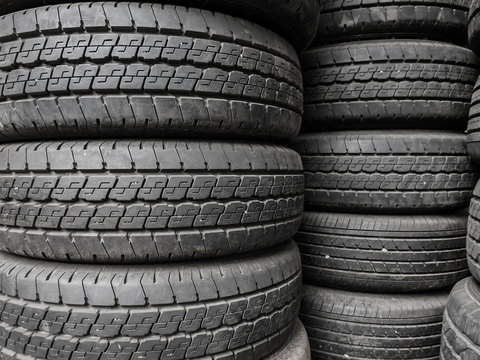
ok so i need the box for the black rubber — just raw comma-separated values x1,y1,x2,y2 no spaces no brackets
467,77,480,162
266,319,310,360
296,211,469,293
0,3,304,141
0,240,302,360
0,139,304,263
0,0,320,52
317,0,469,45
440,277,480,360
469,0,480,57
301,284,449,360
466,179,480,283
290,130,477,213
301,40,479,131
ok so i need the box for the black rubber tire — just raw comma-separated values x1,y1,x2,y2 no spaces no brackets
0,240,301,360
440,277,480,360
0,0,320,52
467,76,480,162
466,179,480,282
0,139,304,263
301,40,479,131
0,3,304,141
469,0,480,57
296,211,469,293
301,284,449,360
317,0,469,45
290,130,478,214
266,320,311,360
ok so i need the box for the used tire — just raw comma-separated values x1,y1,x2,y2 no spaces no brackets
266,320,311,360
317,0,469,45
301,40,479,131
301,284,449,360
290,131,477,213
467,77,480,162
440,277,480,360
296,211,469,293
0,2,303,141
466,179,480,282
469,0,480,57
0,0,320,52
0,240,302,360
0,140,304,263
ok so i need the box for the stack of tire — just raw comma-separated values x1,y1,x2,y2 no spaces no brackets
290,1,480,359
441,2,480,358
0,1,320,359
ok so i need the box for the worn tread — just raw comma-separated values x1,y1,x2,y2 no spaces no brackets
296,211,469,293
301,285,449,360
317,0,469,45
440,277,480,360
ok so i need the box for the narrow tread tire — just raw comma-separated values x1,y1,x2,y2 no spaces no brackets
296,211,469,293
301,285,449,360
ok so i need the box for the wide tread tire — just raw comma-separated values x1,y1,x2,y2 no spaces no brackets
440,277,480,360
0,2,303,141
301,285,449,360
290,131,477,213
0,240,301,360
295,211,469,293
317,0,469,45
301,40,479,131
0,139,304,263
0,0,320,52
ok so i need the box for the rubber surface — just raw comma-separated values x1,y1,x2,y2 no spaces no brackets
0,240,301,359
440,277,480,360
469,0,480,57
290,131,477,213
0,139,304,263
266,319,311,360
0,2,304,141
301,40,479,131
0,0,320,52
296,211,469,293
301,284,449,360
466,179,480,282
317,0,469,45
467,76,480,162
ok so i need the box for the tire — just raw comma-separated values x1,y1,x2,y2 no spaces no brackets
296,211,469,293
466,180,480,282
317,0,469,45
467,77,480,162
0,139,304,263
301,284,449,360
0,0,320,52
301,40,479,131
290,131,477,213
440,277,480,360
0,240,301,360
0,3,303,141
266,320,311,360
469,0,480,57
